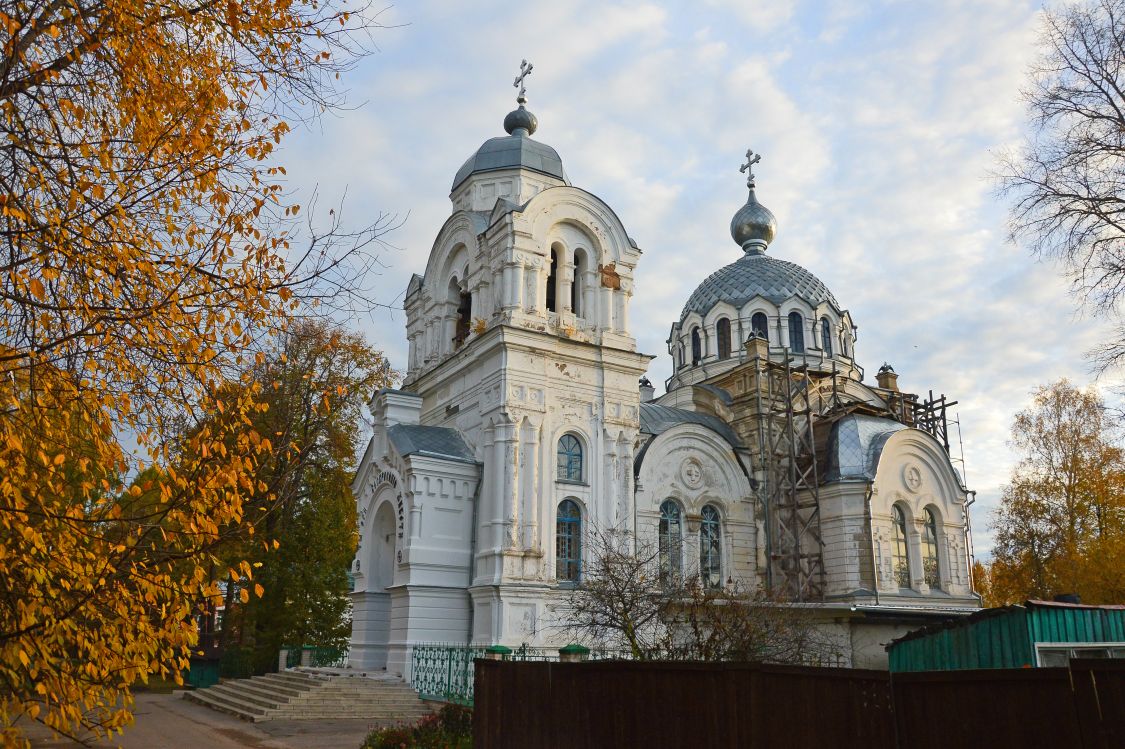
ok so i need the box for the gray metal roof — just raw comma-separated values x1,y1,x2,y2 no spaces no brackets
452,134,567,191
387,424,478,464
639,403,742,449
680,253,839,321
695,384,733,407
823,414,906,482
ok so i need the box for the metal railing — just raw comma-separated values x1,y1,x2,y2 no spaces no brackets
280,645,349,669
409,643,643,705
411,644,491,705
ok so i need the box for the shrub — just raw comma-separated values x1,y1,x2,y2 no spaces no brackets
362,704,472,749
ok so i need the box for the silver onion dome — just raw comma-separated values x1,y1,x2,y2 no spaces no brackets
731,148,776,253
730,187,777,254
678,148,839,322
503,104,538,136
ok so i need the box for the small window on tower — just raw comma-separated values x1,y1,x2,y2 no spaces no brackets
820,317,833,356
717,318,732,360
751,312,769,341
691,327,702,365
788,311,805,353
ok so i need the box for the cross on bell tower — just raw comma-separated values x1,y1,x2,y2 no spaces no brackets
513,59,534,104
740,148,761,188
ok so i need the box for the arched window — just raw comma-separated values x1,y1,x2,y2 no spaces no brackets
572,249,585,317
820,317,833,356
751,312,769,341
659,500,683,585
556,499,582,584
716,318,732,360
557,434,583,482
788,311,805,353
700,505,722,589
922,508,941,589
690,327,702,365
546,246,559,313
892,505,911,588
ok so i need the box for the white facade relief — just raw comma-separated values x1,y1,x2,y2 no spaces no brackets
350,84,980,678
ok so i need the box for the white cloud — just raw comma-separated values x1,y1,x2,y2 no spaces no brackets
276,0,1116,558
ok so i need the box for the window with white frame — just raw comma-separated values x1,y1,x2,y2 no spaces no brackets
700,505,722,589
557,434,583,482
892,504,911,588
659,500,683,586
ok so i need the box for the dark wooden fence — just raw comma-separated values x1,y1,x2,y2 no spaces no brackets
473,658,1125,748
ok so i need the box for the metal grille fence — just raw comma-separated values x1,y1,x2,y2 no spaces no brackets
409,644,644,705
411,644,491,705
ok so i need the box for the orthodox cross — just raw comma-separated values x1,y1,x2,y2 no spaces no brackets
740,148,761,187
514,59,534,102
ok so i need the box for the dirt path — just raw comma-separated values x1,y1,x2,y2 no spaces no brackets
22,692,387,749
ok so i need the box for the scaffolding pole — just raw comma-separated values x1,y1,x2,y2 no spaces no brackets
756,350,825,601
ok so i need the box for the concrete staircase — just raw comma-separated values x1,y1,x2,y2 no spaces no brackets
183,668,433,723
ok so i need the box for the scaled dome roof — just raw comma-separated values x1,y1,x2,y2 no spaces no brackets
680,252,839,320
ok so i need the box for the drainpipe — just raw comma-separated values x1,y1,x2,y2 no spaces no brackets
965,490,978,598
864,483,880,606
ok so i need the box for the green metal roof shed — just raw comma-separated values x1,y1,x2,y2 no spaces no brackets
887,600,1125,672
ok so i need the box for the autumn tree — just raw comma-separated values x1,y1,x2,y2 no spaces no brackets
214,320,392,672
1000,0,1125,367
988,380,1125,605
0,0,391,744
562,528,843,665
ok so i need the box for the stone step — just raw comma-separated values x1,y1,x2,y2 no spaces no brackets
207,683,288,710
272,707,433,720
246,676,311,698
292,687,419,697
301,688,420,699
288,698,429,709
261,671,328,687
186,672,431,722
183,689,270,723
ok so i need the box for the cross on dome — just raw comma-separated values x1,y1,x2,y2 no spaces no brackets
503,60,539,137
730,147,776,253
513,59,534,104
740,148,761,188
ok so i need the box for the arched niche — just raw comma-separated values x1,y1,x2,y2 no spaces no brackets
371,500,397,592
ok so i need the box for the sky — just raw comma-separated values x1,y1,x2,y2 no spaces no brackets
279,0,1120,558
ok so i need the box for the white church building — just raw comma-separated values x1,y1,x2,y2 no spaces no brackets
348,70,980,675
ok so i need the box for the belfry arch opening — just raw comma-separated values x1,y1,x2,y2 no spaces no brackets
547,244,560,313
449,275,471,348
573,248,587,317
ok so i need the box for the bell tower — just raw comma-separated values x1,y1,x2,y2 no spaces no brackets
397,63,651,646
